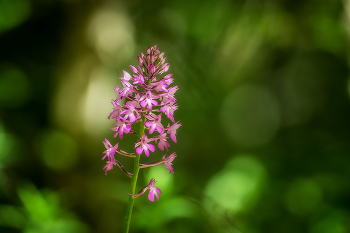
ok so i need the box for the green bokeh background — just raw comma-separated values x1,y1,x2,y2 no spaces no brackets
1,0,350,232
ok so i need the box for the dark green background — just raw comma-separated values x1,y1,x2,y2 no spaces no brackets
0,0,349,232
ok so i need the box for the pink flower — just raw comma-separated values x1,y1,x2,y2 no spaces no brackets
163,152,176,174
108,100,122,119
118,80,134,98
160,103,178,123
164,75,174,86
129,178,161,202
103,160,117,175
135,134,155,157
145,113,164,134
111,117,132,139
120,102,139,123
161,86,178,104
154,79,168,92
157,133,170,151
139,152,176,174
167,122,181,143
140,91,158,110
102,139,118,162
127,99,141,109
148,179,162,201
133,74,145,86
162,73,173,80
120,70,132,82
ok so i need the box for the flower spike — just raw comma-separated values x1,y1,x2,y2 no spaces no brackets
102,45,180,226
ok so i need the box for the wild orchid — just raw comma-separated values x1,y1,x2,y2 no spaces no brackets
101,45,180,233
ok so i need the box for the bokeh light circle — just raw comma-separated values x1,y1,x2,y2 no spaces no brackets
220,84,280,147
204,155,266,214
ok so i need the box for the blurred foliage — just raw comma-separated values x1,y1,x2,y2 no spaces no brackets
0,0,31,34
0,182,88,233
0,0,350,233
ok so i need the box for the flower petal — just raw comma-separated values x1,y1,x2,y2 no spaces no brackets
144,148,150,157
170,133,177,143
148,191,155,202
136,147,143,155
148,143,155,152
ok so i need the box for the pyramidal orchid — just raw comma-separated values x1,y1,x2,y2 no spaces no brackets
100,45,181,233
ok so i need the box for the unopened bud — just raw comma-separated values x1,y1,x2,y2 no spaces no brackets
160,57,166,65
149,64,156,74
163,64,169,72
138,56,142,65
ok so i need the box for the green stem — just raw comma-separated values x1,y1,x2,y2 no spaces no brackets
124,115,145,233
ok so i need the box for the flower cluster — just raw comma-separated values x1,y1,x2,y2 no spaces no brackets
102,45,180,202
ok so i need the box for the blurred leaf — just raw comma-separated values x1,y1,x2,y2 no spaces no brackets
37,130,79,171
0,64,29,107
17,182,89,233
0,0,31,33
286,178,322,216
204,155,267,214
0,205,26,228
